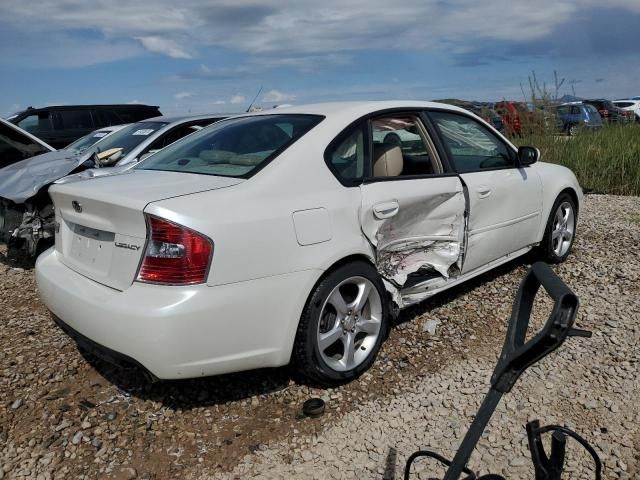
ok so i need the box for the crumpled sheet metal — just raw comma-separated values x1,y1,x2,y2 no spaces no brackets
363,190,466,308
378,238,461,284
0,150,89,203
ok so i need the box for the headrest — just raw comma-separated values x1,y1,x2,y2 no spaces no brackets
373,144,403,177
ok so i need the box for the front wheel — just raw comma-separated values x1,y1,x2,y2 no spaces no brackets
292,261,390,386
539,194,577,263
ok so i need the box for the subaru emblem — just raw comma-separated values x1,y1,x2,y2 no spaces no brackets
72,201,83,213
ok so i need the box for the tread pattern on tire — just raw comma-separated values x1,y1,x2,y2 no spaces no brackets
292,261,389,386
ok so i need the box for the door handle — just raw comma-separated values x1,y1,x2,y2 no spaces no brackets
477,186,492,199
373,201,400,219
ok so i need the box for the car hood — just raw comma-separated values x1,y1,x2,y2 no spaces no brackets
0,149,93,203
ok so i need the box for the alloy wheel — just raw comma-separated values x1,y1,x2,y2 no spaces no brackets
316,276,383,372
552,201,575,257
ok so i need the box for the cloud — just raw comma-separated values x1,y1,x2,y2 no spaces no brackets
175,91,194,100
211,100,226,105
3,0,640,66
262,89,296,103
135,36,192,59
230,94,246,104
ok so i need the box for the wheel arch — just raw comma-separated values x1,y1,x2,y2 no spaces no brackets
286,252,379,362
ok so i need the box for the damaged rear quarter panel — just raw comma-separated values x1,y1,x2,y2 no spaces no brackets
360,177,466,300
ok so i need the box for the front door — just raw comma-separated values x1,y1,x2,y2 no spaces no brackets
427,110,542,274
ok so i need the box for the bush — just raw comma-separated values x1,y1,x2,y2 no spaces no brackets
515,124,640,196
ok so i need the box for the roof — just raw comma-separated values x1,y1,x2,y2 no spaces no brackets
239,101,471,119
20,104,159,111
140,114,233,124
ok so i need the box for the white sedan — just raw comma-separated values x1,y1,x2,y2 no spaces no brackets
36,101,582,385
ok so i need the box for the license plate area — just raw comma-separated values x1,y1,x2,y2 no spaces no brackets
68,223,115,273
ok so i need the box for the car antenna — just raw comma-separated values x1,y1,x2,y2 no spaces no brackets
246,85,263,113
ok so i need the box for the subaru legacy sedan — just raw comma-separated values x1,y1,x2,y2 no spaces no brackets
36,102,582,385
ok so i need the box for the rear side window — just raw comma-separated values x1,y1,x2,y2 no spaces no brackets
429,111,515,172
58,110,94,129
94,109,122,127
114,108,159,122
615,102,633,108
136,114,323,178
326,124,366,184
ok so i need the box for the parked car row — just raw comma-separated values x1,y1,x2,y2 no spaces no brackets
0,112,228,259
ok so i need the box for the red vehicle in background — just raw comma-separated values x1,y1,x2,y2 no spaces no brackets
495,101,521,135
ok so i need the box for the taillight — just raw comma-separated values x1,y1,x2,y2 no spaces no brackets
137,215,213,285
599,109,608,116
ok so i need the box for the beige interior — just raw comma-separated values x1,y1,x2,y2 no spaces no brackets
373,144,403,177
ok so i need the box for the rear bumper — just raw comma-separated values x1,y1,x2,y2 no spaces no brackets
36,248,320,379
53,315,158,382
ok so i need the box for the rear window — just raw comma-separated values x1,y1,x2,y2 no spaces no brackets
136,114,323,178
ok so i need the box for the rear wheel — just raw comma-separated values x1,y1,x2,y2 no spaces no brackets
567,124,578,136
292,261,389,386
539,193,577,263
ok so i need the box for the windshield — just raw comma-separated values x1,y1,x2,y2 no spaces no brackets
136,114,323,178
65,128,120,154
87,122,166,158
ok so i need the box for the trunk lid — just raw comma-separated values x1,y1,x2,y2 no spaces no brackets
49,170,243,290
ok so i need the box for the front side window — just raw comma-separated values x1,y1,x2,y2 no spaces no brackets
17,112,52,133
429,111,515,173
136,114,322,178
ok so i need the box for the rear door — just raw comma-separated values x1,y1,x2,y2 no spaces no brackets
427,110,542,274
347,112,466,290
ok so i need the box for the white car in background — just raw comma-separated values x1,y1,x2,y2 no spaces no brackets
0,114,228,260
613,100,640,121
63,124,128,155
36,101,582,385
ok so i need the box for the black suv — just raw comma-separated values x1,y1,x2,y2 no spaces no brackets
7,104,161,148
582,99,621,123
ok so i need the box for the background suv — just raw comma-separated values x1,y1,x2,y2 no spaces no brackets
6,104,161,148
582,99,622,123
555,103,603,135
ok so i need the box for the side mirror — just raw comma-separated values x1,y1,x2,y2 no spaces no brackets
518,146,540,166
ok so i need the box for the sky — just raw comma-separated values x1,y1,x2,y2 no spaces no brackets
1,0,640,116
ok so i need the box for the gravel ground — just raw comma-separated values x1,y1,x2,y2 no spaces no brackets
1,194,638,480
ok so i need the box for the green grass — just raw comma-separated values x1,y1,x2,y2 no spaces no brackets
515,124,640,196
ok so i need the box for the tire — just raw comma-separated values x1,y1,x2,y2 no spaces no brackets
292,261,390,386
567,124,578,136
539,193,577,263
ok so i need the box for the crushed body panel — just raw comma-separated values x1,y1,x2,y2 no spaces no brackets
360,178,467,308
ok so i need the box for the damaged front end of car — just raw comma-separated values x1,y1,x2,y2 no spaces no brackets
0,194,56,261
0,149,98,261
